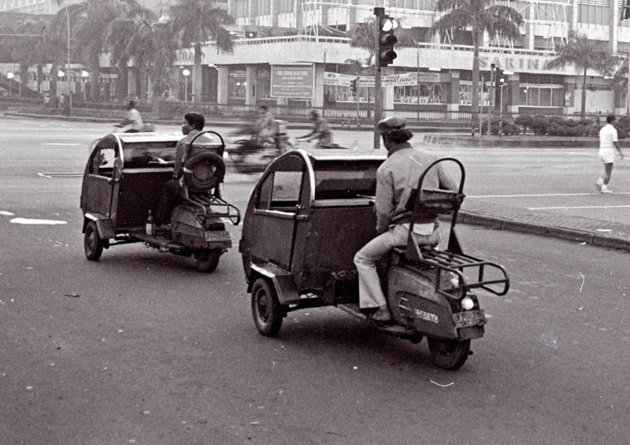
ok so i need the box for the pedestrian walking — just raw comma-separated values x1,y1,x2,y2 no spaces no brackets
595,115,624,194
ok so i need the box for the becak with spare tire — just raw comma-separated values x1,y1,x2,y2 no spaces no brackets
80,113,240,272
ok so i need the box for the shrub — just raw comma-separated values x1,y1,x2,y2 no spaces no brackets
514,115,533,134
530,116,549,135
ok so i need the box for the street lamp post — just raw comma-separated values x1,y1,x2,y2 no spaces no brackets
7,72,13,96
182,69,191,102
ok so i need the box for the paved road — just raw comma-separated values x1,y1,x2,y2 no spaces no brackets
1,116,629,444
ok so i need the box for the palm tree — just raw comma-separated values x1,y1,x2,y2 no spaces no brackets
169,0,234,103
546,32,620,118
431,0,522,122
108,17,178,100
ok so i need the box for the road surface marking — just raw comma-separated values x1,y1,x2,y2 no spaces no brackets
528,205,630,210
10,218,67,225
42,143,81,146
37,172,82,178
0,210,15,216
468,192,630,198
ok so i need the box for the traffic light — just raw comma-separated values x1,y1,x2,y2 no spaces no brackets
624,0,630,20
350,77,359,96
378,15,398,67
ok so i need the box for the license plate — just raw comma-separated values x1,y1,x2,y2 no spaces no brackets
453,309,486,328
205,230,230,241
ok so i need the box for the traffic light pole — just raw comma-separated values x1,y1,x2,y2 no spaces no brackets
374,66,382,149
373,7,384,149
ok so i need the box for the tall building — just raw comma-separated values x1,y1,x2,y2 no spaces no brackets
176,0,628,115
0,0,82,15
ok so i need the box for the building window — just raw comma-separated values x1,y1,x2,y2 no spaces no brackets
228,68,247,99
256,66,271,99
520,85,564,107
458,81,489,106
323,84,373,104
395,83,445,104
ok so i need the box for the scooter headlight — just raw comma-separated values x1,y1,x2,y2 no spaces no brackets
461,297,475,311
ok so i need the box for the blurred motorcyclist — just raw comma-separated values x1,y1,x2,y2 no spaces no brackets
117,100,144,133
255,105,275,145
299,109,334,149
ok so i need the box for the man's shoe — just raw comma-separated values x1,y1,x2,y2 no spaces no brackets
601,186,613,194
371,306,392,322
595,178,603,191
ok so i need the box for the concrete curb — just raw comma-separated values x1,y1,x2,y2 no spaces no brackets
458,210,630,252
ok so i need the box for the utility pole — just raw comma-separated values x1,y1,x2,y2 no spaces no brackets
65,7,72,115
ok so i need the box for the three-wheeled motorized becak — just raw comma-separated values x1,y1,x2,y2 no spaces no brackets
239,149,509,369
80,131,240,272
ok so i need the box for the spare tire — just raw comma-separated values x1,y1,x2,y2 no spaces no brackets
183,151,226,192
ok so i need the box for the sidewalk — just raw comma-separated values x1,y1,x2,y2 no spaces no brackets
459,201,630,252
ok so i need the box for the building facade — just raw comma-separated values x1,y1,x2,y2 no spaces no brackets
0,0,83,15
173,0,630,116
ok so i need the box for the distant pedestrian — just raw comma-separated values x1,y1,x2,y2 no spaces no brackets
595,115,624,194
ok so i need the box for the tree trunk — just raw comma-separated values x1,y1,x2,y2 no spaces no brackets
50,63,58,107
19,63,29,98
471,29,481,127
193,42,203,103
581,66,587,119
37,64,43,97
117,62,129,100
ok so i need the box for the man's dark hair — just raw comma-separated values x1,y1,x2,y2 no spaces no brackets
607,115,616,124
259,105,268,111
184,112,205,130
128,100,136,108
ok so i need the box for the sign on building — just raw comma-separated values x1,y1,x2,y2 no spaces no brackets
323,71,441,88
271,64,314,98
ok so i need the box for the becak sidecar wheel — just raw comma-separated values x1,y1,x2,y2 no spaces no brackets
84,221,104,261
193,249,221,273
251,278,284,337
427,338,471,370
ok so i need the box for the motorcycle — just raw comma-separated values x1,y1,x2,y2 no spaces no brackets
228,121,294,173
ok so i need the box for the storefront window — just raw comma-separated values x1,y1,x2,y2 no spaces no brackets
458,81,489,106
394,84,444,104
256,66,271,99
520,85,564,107
228,68,246,99
324,84,373,103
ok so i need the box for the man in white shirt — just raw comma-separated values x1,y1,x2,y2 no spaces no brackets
596,115,624,194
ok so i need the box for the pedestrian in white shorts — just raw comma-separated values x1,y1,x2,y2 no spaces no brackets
596,115,624,194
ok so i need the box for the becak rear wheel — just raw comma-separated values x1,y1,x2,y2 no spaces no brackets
84,221,104,261
427,338,471,370
251,278,284,337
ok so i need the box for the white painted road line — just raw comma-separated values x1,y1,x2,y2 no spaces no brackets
528,205,630,210
42,143,81,146
468,192,630,198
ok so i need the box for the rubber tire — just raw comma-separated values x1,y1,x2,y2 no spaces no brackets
194,250,221,273
184,152,226,192
251,278,284,337
84,221,104,261
427,338,471,370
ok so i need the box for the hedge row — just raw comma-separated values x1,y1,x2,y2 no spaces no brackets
489,114,630,138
